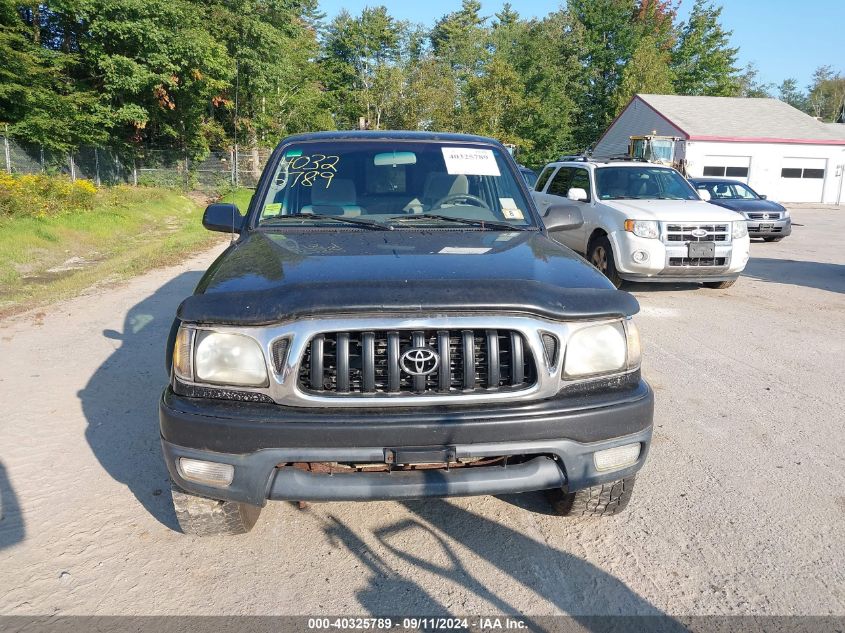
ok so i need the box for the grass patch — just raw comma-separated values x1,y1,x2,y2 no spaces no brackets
0,185,222,316
220,187,255,214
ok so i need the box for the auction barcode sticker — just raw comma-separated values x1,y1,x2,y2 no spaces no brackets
441,147,501,176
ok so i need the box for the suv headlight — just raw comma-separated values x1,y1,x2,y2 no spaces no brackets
563,319,641,379
174,327,268,387
732,220,748,239
624,219,659,239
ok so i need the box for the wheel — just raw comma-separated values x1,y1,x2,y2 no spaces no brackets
763,237,782,242
703,279,736,289
587,236,623,288
547,476,636,517
170,480,261,536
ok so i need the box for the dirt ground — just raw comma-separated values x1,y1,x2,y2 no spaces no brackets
0,207,843,617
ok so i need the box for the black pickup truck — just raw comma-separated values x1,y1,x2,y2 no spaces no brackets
160,131,653,535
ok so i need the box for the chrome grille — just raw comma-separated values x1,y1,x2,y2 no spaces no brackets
299,329,536,396
664,223,729,243
747,212,780,220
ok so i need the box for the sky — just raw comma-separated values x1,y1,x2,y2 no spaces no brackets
316,0,844,90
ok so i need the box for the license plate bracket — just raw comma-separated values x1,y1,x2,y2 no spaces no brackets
386,447,457,465
758,223,773,231
688,241,716,258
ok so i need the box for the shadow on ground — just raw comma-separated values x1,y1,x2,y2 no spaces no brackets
320,499,685,628
0,461,24,550
742,257,845,294
78,271,203,531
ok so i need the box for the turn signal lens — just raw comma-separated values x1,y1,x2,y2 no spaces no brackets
624,318,642,370
173,327,194,381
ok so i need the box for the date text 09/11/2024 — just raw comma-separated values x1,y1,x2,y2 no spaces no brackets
306,617,528,630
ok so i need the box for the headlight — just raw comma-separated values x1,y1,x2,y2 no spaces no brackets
188,330,268,387
564,320,640,379
782,209,790,218
732,220,748,239
624,219,659,239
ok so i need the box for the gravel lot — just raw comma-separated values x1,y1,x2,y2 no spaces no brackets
0,206,843,617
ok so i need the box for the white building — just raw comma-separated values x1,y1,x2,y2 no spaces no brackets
591,94,845,204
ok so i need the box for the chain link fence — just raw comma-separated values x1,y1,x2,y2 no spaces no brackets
1,134,271,194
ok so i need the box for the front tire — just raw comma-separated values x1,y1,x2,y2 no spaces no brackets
588,236,623,288
703,279,736,289
170,480,261,536
547,477,636,517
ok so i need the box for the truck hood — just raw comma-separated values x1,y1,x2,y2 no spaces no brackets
603,199,743,222
178,229,639,325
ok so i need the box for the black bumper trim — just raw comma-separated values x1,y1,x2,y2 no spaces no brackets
159,381,654,453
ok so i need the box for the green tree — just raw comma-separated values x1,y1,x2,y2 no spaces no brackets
0,3,108,150
778,78,807,111
671,0,739,96
430,0,488,82
736,63,773,98
613,35,675,114
322,6,405,129
807,65,845,122
567,0,639,148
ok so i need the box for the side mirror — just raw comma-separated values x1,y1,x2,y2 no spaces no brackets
203,203,244,233
759,194,767,200
566,187,589,202
698,189,712,201
543,204,584,232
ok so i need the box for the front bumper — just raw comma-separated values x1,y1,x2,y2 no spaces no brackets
610,231,749,282
160,381,654,505
746,218,791,238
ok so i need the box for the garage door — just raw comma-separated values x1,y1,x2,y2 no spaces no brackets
701,155,751,183
779,158,826,202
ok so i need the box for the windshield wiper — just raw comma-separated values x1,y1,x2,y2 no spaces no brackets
388,214,528,231
260,213,390,231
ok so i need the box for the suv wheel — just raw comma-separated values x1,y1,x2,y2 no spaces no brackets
703,279,736,289
170,480,261,536
588,236,622,288
547,476,636,517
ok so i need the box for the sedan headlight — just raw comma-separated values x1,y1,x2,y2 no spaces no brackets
624,219,659,239
564,320,640,379
175,328,268,387
782,209,790,218
732,220,748,239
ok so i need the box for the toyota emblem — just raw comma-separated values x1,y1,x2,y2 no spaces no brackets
400,347,440,376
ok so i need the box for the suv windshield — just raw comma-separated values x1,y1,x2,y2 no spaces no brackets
595,166,699,201
256,140,536,229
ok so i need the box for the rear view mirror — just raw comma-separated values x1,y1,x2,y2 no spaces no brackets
566,187,589,202
759,194,767,200
374,151,417,166
203,203,244,233
698,189,712,201
543,204,584,232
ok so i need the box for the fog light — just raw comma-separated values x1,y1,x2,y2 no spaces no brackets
632,250,649,263
593,443,641,472
178,458,234,487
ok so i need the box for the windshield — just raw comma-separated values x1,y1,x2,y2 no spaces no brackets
256,140,537,229
595,166,699,201
694,181,759,200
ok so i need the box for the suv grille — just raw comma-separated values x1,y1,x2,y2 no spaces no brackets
664,223,729,243
298,329,536,396
747,212,780,220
